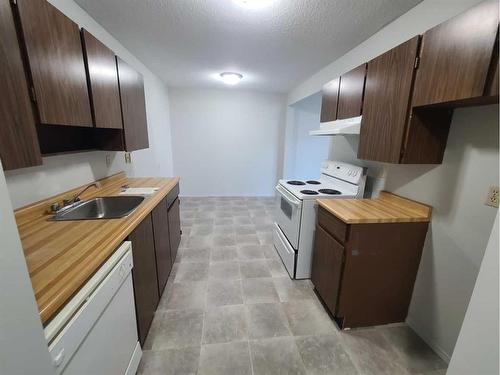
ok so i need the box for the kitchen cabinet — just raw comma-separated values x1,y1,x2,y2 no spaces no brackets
311,194,431,329
81,29,123,129
117,57,149,151
320,78,340,122
358,37,422,163
129,214,159,346
14,0,93,127
337,64,366,119
168,197,181,262
358,37,454,164
0,0,41,170
412,1,499,107
152,197,172,297
311,225,344,315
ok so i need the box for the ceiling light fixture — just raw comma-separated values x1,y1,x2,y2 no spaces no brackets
219,72,243,85
233,0,275,10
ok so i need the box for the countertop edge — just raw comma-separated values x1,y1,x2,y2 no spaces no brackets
317,191,432,224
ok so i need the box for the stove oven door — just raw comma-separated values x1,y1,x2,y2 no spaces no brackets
274,185,302,249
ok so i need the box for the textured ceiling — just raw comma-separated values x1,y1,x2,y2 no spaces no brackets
74,0,422,92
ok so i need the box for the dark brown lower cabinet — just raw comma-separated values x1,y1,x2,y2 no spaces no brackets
152,197,172,297
311,206,429,329
168,198,181,262
129,214,159,346
311,225,344,315
128,186,181,345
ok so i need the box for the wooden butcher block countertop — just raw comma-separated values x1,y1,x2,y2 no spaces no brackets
14,172,179,325
317,191,432,224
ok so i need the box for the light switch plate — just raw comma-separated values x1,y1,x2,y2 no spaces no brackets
485,186,499,208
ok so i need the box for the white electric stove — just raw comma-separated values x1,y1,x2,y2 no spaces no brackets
274,161,367,279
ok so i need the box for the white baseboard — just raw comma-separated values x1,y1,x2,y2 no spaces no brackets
406,318,451,364
125,341,142,375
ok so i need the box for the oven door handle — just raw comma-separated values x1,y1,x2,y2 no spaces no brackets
276,185,302,207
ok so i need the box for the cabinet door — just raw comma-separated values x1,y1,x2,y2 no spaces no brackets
337,64,366,119
129,215,159,346
311,225,345,315
116,57,149,151
152,198,172,297
0,0,41,170
15,0,92,127
412,1,499,107
358,37,420,163
168,198,181,262
81,29,123,129
320,78,340,122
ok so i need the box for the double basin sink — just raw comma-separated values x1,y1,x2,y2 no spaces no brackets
51,196,145,221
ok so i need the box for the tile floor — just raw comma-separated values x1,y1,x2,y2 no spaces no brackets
137,197,447,375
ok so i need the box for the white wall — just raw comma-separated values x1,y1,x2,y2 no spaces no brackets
4,0,174,209
0,164,55,375
169,88,286,196
327,105,499,360
282,93,330,179
447,213,499,375
287,0,485,105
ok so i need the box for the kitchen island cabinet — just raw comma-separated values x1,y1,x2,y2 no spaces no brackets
311,192,432,329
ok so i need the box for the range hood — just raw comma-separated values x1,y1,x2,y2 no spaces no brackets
310,116,362,136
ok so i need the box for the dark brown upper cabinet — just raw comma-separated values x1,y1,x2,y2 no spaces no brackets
358,37,421,163
116,57,149,151
320,78,340,122
337,64,367,119
412,1,499,107
81,29,123,129
0,0,41,171
359,37,453,164
15,0,93,127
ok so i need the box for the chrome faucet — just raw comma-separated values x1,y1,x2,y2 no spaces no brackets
50,182,102,214
64,182,102,206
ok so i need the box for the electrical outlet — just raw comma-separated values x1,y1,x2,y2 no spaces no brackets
124,152,132,164
105,154,111,168
485,186,499,208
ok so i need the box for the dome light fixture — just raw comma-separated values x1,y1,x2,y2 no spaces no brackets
219,72,243,85
233,0,275,9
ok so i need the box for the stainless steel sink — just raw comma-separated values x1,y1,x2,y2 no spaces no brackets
50,196,145,221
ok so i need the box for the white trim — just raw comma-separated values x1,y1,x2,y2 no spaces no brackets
125,342,143,375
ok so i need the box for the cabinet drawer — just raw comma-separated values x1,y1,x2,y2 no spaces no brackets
318,206,348,244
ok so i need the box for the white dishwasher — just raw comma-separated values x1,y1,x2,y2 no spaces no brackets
44,241,142,375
